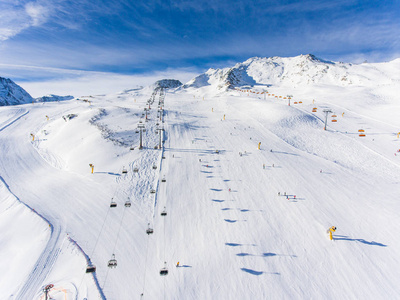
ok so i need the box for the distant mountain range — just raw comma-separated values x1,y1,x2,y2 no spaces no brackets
2,54,400,105
0,76,74,106
184,54,400,90
35,94,74,102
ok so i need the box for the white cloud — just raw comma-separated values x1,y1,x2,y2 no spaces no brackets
3,64,200,97
0,1,51,41
25,2,50,26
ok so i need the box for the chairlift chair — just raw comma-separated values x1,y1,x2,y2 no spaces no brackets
133,167,139,173
122,167,128,174
86,264,96,273
110,199,117,208
152,165,157,170
160,262,168,276
125,198,131,207
150,189,156,194
161,207,167,216
146,223,154,235
161,176,166,182
108,254,117,268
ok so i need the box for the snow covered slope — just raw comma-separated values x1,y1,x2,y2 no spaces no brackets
0,56,400,299
184,54,400,90
0,77,34,106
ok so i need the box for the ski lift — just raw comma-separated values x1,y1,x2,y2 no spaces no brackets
122,167,128,174
332,119,337,122
125,197,131,207
136,130,139,133
161,176,166,182
133,167,139,173
86,259,96,273
108,254,117,268
152,165,157,170
160,262,168,276
150,189,156,194
332,114,337,118
161,207,167,216
110,199,117,208
146,223,154,235
130,146,135,150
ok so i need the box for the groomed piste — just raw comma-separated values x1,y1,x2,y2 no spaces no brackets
1,56,400,299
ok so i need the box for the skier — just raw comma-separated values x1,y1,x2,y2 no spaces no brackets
176,262,180,267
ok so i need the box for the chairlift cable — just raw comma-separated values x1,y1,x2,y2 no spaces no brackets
141,231,151,297
90,205,111,259
112,204,128,254
102,193,128,289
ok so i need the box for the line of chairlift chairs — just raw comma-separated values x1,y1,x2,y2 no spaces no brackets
85,202,169,276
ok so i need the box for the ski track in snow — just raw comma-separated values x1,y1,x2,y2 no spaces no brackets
0,175,59,300
1,79,400,299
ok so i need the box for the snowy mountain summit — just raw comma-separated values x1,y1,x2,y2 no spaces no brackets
0,77,34,106
185,54,397,90
154,79,182,89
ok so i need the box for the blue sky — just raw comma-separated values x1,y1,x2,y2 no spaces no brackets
0,0,399,96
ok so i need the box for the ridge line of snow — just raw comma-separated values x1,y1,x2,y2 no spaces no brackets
68,236,107,300
0,108,29,132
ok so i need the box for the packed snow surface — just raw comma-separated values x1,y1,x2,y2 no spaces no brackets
0,56,400,299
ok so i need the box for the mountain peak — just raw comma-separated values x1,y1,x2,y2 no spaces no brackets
0,77,34,106
154,79,182,89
